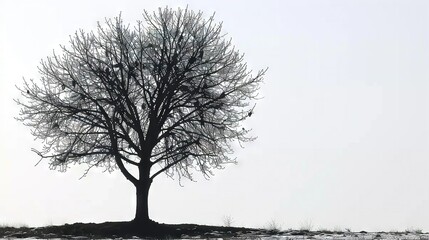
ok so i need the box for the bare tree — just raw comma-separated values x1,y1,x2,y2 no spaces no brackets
16,7,265,225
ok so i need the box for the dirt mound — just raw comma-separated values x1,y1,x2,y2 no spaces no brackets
0,221,267,239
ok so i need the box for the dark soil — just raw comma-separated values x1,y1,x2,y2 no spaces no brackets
0,221,271,239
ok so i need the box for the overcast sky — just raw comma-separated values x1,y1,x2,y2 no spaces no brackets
1,0,428,232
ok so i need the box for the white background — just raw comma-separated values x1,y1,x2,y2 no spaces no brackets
1,0,428,232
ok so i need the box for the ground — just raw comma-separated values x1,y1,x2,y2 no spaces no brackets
0,222,428,239
0,221,266,239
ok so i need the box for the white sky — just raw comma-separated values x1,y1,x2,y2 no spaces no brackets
1,0,428,232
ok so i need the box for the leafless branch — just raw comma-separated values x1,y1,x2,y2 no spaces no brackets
16,7,265,183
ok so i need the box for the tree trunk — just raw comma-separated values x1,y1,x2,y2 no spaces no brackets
134,180,152,224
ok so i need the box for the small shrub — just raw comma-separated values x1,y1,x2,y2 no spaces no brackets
266,220,281,232
299,220,313,231
405,228,423,234
0,223,28,228
317,228,333,234
222,215,234,227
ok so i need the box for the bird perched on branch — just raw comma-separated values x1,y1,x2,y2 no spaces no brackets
188,56,197,65
113,63,123,68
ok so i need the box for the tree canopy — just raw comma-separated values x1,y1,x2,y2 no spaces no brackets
16,7,265,223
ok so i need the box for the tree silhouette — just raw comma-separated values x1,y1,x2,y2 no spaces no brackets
16,7,265,225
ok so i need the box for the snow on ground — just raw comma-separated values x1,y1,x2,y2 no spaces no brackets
1,230,428,239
